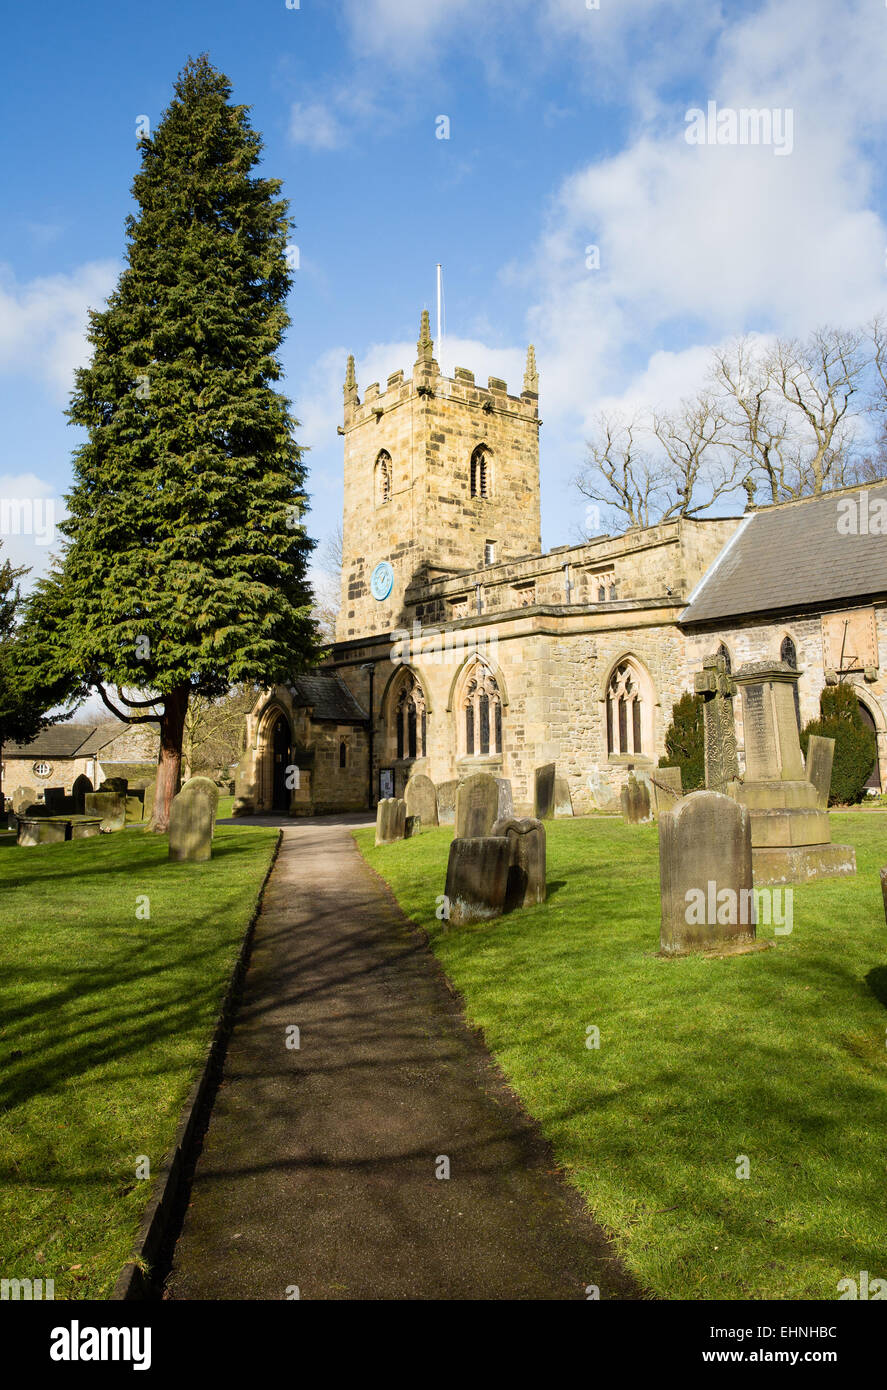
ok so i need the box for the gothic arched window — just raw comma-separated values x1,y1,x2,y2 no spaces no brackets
461,663,503,756
375,450,392,506
470,444,490,499
606,659,651,757
394,673,427,760
780,636,801,729
339,740,347,769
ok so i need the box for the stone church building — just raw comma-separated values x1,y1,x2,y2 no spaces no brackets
233,312,887,816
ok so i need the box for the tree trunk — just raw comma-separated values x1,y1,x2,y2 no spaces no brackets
149,684,190,832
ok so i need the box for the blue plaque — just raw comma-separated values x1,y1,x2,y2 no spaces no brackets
370,561,394,601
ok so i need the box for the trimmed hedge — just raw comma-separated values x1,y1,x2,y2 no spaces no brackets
800,683,877,806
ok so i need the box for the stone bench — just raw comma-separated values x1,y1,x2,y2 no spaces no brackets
16,815,103,847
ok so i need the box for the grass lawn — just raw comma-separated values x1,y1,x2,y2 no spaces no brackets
0,817,278,1299
357,812,887,1300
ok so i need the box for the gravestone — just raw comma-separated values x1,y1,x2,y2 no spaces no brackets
375,797,406,845
695,652,739,794
168,782,215,862
436,780,458,826
730,662,855,884
554,777,573,817
492,817,546,908
178,777,219,836
12,786,35,815
586,766,618,812
84,791,126,832
44,787,66,814
881,868,887,927
405,774,438,827
232,753,256,816
143,780,157,826
494,777,514,823
405,815,421,838
72,775,93,813
125,793,145,824
805,734,835,811
100,777,129,795
17,817,68,847
444,836,512,926
71,817,102,839
533,763,556,820
658,791,757,955
650,766,683,816
621,772,652,823
455,773,499,839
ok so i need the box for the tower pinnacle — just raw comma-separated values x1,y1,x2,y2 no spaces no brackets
523,344,539,395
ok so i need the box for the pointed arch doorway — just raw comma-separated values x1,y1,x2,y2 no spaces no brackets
272,714,292,812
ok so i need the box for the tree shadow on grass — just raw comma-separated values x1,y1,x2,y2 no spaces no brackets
864,965,887,1010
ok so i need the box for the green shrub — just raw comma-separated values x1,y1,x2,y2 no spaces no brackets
800,683,877,806
659,691,705,791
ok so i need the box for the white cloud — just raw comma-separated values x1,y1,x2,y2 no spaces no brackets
514,0,887,526
0,261,117,401
0,472,66,582
288,101,345,150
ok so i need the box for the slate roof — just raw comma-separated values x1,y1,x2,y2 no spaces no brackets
290,675,367,723
4,719,157,758
681,484,887,625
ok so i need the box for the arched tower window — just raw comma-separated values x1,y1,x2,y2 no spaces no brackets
374,450,392,507
606,659,653,757
394,672,427,761
717,642,732,674
339,740,347,769
460,662,503,756
470,444,490,499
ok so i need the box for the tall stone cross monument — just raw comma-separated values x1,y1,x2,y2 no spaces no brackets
694,652,739,794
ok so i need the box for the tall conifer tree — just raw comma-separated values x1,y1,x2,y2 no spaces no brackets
23,56,320,829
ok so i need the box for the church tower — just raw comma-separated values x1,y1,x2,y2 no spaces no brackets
337,311,542,641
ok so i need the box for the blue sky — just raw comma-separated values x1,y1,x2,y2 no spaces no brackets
2,0,887,588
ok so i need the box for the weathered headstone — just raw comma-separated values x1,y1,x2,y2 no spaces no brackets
168,781,216,862
12,786,35,815
125,793,145,824
405,814,421,838
405,774,438,827
805,734,835,811
455,773,499,839
143,780,157,825
232,752,256,816
44,787,66,813
494,777,514,823
586,766,618,812
621,772,651,823
375,797,406,845
554,777,573,817
100,777,129,795
436,780,458,826
533,763,556,820
178,777,219,836
444,836,512,926
695,652,739,794
492,817,546,908
650,766,683,816
84,791,126,832
72,775,93,813
658,791,757,955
